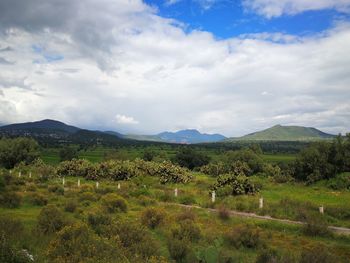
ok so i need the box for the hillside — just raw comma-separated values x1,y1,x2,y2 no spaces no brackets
127,129,226,144
226,124,335,141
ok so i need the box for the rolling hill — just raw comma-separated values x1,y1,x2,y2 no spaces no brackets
226,124,335,141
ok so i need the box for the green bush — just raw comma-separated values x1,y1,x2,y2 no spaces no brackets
28,192,48,206
176,209,196,222
87,211,112,234
47,185,64,195
138,195,157,206
79,192,97,202
327,173,350,190
171,219,201,242
0,216,24,241
64,200,78,213
47,222,124,263
0,235,31,263
213,173,259,196
179,195,196,205
37,205,66,234
0,191,22,208
302,214,331,237
107,220,160,259
141,207,167,229
218,206,230,220
225,224,262,249
100,193,128,213
168,238,190,262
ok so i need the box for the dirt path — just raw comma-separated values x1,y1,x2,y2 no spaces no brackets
167,203,350,236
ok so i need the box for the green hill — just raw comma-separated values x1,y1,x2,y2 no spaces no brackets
226,124,335,141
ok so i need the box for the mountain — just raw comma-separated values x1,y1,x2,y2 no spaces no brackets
0,119,126,146
226,124,335,141
0,119,80,134
127,129,226,144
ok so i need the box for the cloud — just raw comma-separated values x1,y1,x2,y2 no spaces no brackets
0,0,349,136
0,57,14,64
115,114,139,125
243,0,350,18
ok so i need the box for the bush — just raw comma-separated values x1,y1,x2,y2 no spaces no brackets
168,238,190,262
107,220,160,259
100,193,128,213
300,246,337,263
171,219,201,242
302,214,331,237
47,222,123,263
213,174,259,196
0,216,24,241
218,206,230,220
0,235,31,263
0,191,22,208
327,173,350,190
141,207,167,229
37,205,66,234
87,211,112,234
179,195,196,205
225,224,262,248
138,195,157,206
47,185,64,195
64,200,78,213
79,192,97,202
28,193,48,206
176,209,196,222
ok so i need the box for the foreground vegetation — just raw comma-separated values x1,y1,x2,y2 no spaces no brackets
0,135,349,262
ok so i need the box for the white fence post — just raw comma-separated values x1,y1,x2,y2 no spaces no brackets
117,183,121,189
77,179,80,187
174,188,178,197
259,197,264,209
319,206,324,214
96,182,99,189
212,191,216,203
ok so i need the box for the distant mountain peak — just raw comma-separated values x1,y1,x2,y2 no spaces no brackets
227,124,335,141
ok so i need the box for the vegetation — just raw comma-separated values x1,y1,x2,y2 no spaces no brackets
0,135,349,262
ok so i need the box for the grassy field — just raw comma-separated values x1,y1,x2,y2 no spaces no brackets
1,169,349,262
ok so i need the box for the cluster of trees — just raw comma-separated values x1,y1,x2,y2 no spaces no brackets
293,135,350,183
0,137,39,169
57,158,192,184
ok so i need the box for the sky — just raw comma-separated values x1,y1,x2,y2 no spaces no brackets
0,0,350,137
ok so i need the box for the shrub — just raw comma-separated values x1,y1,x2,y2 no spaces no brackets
64,200,78,213
302,214,331,237
213,174,259,196
0,191,22,208
225,224,262,248
171,219,201,242
79,192,97,202
138,195,157,206
107,220,160,259
300,246,337,263
327,173,350,190
168,238,189,262
176,209,196,222
0,216,24,240
48,185,64,195
47,222,123,263
0,234,31,263
37,205,66,234
87,211,112,234
28,193,48,206
179,195,196,205
141,207,167,229
100,193,128,213
26,183,37,192
218,206,230,220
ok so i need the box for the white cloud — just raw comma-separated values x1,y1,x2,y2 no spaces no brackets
243,0,350,18
115,114,139,125
0,0,349,136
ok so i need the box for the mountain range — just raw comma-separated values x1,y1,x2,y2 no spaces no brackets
0,119,336,144
226,124,335,141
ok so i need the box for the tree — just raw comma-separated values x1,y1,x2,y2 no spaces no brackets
172,148,210,170
0,137,39,169
59,146,78,161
